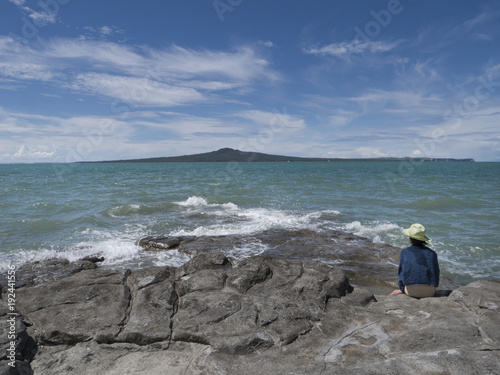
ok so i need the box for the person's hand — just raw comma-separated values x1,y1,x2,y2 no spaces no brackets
390,289,403,296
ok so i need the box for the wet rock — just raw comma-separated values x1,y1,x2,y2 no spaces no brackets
137,236,183,251
80,256,105,263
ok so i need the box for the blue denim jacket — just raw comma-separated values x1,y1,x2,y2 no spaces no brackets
398,244,440,291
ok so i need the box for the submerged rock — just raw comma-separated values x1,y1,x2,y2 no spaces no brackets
2,253,499,375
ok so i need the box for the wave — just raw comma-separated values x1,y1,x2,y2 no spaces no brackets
175,196,238,211
170,196,341,237
176,196,209,207
341,221,402,245
107,204,143,217
105,202,178,218
0,231,191,272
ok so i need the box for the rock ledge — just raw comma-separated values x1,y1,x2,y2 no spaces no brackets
1,253,499,375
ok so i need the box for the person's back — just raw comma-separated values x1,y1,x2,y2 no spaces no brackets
391,224,440,298
398,243,439,295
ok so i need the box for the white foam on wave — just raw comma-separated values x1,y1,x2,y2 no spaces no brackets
322,209,342,216
175,196,239,212
225,240,268,260
0,225,191,271
170,203,334,237
341,221,402,245
74,228,191,268
1,240,191,271
0,238,140,270
176,196,209,207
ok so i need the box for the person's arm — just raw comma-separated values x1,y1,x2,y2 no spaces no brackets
397,249,407,291
433,252,440,287
390,248,406,296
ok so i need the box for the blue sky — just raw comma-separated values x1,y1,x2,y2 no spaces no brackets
1,0,499,162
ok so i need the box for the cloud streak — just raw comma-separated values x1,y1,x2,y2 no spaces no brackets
303,40,402,58
0,37,279,108
8,0,58,25
71,73,206,107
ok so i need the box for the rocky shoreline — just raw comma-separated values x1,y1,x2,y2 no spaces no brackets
1,232,499,374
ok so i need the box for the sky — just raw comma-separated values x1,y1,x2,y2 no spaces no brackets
1,0,499,162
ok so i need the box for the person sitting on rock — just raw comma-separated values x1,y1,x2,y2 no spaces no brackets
390,223,440,298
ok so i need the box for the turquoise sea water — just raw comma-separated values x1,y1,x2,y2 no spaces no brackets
0,161,498,285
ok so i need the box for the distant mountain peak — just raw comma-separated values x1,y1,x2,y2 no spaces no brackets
215,148,237,153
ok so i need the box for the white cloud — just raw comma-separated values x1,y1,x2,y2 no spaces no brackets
178,80,237,91
40,39,279,84
0,36,56,81
0,107,249,162
459,10,500,33
0,108,135,162
236,110,305,129
99,26,113,36
303,40,402,58
348,89,441,109
43,38,146,68
0,61,54,81
71,73,206,107
148,45,278,82
28,10,56,25
2,100,498,162
0,37,279,108
325,109,360,127
131,112,240,136
485,63,500,78
353,147,388,158
13,145,56,159
328,115,350,127
8,0,58,25
259,41,274,47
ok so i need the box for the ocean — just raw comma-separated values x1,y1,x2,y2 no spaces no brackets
0,161,498,285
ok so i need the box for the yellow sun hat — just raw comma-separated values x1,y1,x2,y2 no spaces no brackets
402,223,431,242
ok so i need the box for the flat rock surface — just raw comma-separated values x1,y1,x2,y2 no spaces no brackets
1,253,499,375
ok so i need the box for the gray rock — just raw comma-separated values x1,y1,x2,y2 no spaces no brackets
137,236,184,251
0,257,105,290
16,269,131,345
8,253,500,375
171,254,352,354
117,267,178,345
0,300,36,375
447,280,500,347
